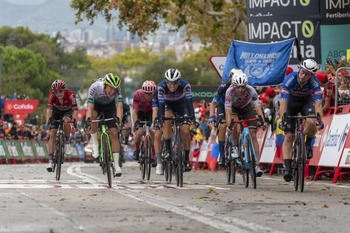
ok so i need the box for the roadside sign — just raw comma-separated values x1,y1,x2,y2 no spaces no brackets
209,56,226,79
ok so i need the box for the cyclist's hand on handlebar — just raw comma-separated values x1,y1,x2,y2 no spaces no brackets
317,119,324,131
279,114,287,131
84,118,91,131
208,115,216,124
133,120,141,132
152,118,161,130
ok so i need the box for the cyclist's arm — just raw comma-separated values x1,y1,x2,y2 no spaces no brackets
209,100,217,117
279,99,287,118
85,102,94,120
224,86,234,128
255,104,265,122
46,108,52,124
314,100,323,118
116,101,123,123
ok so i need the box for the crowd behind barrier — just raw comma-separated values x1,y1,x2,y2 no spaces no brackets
1,60,350,184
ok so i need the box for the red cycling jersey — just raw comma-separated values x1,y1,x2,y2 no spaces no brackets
47,89,78,111
132,89,152,113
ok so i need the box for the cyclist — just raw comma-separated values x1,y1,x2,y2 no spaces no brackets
121,101,132,145
225,72,265,177
45,79,78,172
85,73,124,177
279,59,324,182
208,68,243,167
132,80,157,166
151,88,164,175
157,68,195,172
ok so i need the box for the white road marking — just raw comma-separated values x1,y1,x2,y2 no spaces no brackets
67,164,284,233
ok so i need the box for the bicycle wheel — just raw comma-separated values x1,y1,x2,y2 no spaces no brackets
145,135,152,180
298,135,306,192
293,136,300,191
225,138,234,184
101,134,112,188
238,137,248,187
247,135,257,189
174,133,183,187
55,133,64,181
140,140,146,180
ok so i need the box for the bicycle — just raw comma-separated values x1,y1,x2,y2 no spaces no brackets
50,118,76,181
229,118,263,189
118,126,131,167
89,114,120,188
138,120,153,180
162,115,193,187
284,113,320,192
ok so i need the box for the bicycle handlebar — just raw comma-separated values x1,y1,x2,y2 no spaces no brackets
162,115,194,121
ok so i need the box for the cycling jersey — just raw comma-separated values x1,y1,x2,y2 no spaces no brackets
157,79,194,119
224,85,260,110
152,89,159,108
212,80,231,105
87,78,123,105
280,72,323,102
47,89,78,111
132,89,152,113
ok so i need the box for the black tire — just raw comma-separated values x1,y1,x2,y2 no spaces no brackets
293,137,300,191
145,136,152,181
225,138,232,184
248,135,257,189
140,140,146,180
55,133,64,181
298,135,306,192
102,134,112,188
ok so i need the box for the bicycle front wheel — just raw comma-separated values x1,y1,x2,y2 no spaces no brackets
247,135,257,189
55,133,64,181
225,138,234,184
102,134,112,188
145,135,152,180
140,140,146,180
174,133,183,187
298,135,306,192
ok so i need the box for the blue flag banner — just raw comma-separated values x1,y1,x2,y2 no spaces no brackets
222,38,294,86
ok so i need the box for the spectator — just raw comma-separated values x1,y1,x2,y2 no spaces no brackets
338,78,350,105
198,99,207,120
0,121,5,139
8,122,19,140
316,71,335,113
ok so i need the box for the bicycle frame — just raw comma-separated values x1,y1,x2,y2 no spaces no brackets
139,121,152,180
286,114,319,192
162,115,193,187
230,118,260,189
90,115,116,188
51,118,75,181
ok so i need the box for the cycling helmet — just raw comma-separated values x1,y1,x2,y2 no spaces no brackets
164,68,181,82
104,73,121,88
231,72,248,86
51,79,66,91
142,80,156,94
300,59,318,74
229,68,243,78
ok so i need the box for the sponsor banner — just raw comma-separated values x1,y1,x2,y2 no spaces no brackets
0,141,10,158
320,24,350,70
319,114,350,166
191,85,217,102
320,0,350,24
222,39,294,85
309,114,334,166
4,100,39,114
247,1,321,64
259,126,276,163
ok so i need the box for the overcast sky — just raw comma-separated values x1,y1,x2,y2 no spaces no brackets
4,0,47,5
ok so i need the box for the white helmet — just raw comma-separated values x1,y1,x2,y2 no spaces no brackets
229,68,243,78
300,59,318,74
231,72,248,86
164,68,181,82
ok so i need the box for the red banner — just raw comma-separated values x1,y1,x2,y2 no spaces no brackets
4,100,39,114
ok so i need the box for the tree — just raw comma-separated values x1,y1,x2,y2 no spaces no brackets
71,0,247,54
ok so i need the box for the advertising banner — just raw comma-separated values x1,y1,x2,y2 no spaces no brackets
320,0,350,24
247,0,320,64
4,100,39,114
191,85,217,103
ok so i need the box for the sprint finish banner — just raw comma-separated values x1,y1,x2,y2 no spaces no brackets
221,38,294,86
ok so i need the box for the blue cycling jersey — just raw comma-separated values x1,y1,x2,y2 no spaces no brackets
280,71,323,102
156,79,194,119
212,80,231,105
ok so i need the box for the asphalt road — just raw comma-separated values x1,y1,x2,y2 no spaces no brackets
0,162,349,233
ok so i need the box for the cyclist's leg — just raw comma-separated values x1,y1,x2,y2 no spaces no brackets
301,98,317,159
163,109,173,157
217,104,226,166
89,104,100,159
47,110,60,172
282,98,299,182
230,110,241,158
